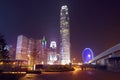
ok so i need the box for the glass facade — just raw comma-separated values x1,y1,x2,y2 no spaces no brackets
60,5,70,64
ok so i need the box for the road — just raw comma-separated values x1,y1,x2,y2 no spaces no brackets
18,69,120,80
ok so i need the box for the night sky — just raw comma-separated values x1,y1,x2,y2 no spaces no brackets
0,0,120,61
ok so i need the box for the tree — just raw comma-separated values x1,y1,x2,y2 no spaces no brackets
0,33,9,59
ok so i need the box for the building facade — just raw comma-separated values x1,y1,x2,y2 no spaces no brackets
35,40,42,64
47,41,57,65
16,35,28,60
16,35,46,67
60,5,71,64
27,38,35,67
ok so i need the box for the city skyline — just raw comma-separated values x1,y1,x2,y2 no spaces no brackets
0,0,120,61
16,35,60,65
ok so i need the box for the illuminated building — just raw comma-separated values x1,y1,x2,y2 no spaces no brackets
60,5,70,64
47,41,57,65
35,39,42,64
27,38,35,66
50,41,57,48
16,35,48,66
16,35,28,60
27,38,35,55
42,36,47,49
41,36,47,64
82,48,94,64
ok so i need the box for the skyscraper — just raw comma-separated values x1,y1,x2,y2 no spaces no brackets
16,35,28,60
35,39,42,64
47,41,57,65
27,38,35,66
41,36,47,64
60,5,70,64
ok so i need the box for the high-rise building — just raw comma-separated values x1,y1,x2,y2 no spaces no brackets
41,37,47,64
27,38,35,66
35,39,42,64
16,35,28,60
47,41,57,65
60,5,70,64
16,35,48,66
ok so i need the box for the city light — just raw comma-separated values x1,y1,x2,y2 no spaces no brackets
60,5,70,65
82,48,94,64
50,41,57,48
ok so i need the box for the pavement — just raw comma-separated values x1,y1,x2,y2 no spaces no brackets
1,69,120,80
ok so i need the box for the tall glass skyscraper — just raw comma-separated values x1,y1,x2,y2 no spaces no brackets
60,5,70,64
